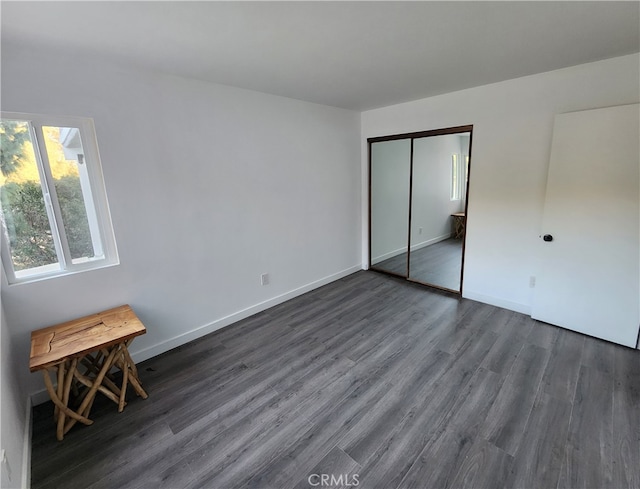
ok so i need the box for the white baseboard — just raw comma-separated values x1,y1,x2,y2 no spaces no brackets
21,396,31,489
131,264,361,364
30,265,362,405
371,246,406,264
410,233,452,252
462,289,531,315
30,390,50,408
372,234,453,264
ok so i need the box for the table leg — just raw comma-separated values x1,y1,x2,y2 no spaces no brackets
118,342,148,400
55,359,78,439
118,357,129,412
73,369,122,406
42,340,149,440
123,340,140,380
54,361,64,421
42,368,93,441
80,355,121,396
63,346,119,435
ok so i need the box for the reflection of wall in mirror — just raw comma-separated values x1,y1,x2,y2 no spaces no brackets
370,139,411,264
410,134,469,251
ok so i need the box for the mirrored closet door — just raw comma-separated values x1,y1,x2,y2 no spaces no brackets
369,126,472,293
370,139,412,277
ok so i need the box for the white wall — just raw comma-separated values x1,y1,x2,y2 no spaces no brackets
362,54,640,313
1,41,362,400
1,301,28,489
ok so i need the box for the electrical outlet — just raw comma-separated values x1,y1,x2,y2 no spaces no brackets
419,227,423,234
529,276,536,288
1,449,12,482
261,273,269,286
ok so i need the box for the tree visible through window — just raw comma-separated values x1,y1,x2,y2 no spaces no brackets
0,113,117,283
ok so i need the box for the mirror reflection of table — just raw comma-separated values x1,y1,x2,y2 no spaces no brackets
451,212,466,239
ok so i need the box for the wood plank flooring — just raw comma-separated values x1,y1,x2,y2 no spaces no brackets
30,271,640,489
372,238,463,290
406,238,463,290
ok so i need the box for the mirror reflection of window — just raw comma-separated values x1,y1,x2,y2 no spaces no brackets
451,154,461,201
465,155,470,183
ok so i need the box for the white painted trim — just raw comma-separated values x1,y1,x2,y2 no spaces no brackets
371,234,453,264
30,390,50,408
371,247,405,264
30,265,362,405
132,264,361,363
410,233,452,252
21,396,31,489
462,289,531,315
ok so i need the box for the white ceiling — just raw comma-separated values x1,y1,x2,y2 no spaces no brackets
2,1,639,111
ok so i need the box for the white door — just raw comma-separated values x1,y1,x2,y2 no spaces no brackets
532,104,640,347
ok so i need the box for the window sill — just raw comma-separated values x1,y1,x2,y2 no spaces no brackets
6,259,119,286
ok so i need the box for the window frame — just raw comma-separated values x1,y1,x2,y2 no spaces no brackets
0,112,118,284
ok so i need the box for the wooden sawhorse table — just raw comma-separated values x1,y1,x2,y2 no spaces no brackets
30,305,149,440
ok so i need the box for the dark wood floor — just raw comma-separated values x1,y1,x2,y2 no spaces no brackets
408,238,462,290
373,238,463,291
31,271,640,489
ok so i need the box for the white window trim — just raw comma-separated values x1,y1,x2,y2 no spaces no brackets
0,111,119,285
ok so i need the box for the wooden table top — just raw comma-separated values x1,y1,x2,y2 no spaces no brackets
451,212,466,218
30,305,146,372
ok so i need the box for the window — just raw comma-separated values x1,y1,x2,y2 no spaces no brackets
0,112,118,284
451,153,462,201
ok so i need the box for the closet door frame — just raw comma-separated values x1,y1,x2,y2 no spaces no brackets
368,124,474,294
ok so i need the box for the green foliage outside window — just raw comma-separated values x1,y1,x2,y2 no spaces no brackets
0,120,29,176
1,181,56,270
1,177,92,270
1,120,93,271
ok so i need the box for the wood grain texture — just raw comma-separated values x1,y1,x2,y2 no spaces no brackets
479,343,550,456
30,305,146,371
505,392,572,489
526,319,559,350
612,347,640,489
388,367,503,489
338,348,453,465
408,238,463,291
581,336,617,376
30,271,640,489
445,438,513,489
541,327,584,400
558,365,614,488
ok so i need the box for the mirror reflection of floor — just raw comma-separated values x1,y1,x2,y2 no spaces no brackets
409,238,462,290
372,238,463,291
